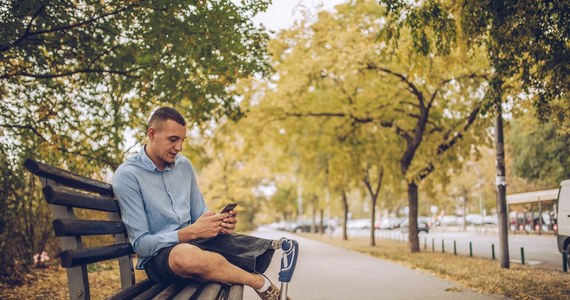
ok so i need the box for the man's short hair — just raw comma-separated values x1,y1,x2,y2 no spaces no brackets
149,107,186,129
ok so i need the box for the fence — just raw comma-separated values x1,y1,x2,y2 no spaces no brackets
343,228,568,272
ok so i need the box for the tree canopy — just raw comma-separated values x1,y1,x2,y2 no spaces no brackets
243,0,492,251
379,0,569,132
507,116,570,186
0,0,271,283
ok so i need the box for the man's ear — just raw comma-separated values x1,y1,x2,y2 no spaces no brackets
148,127,156,141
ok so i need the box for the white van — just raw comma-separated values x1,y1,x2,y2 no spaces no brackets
556,179,570,267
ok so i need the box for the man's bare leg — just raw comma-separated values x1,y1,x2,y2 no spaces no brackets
169,243,265,289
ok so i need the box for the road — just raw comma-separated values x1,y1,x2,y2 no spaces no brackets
242,227,507,300
346,227,564,270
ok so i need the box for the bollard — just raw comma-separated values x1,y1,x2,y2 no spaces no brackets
442,240,445,253
521,247,525,265
432,238,435,252
454,240,457,255
469,242,473,257
563,253,567,272
492,244,495,260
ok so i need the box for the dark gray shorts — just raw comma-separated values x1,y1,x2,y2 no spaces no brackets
144,234,275,284
144,245,187,284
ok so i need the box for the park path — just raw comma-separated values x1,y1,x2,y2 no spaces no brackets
243,227,508,300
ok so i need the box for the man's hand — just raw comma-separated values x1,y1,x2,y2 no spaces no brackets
221,210,238,234
178,212,227,242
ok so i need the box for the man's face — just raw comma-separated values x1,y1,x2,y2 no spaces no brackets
147,119,186,169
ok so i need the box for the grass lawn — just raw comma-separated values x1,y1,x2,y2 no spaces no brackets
299,233,570,300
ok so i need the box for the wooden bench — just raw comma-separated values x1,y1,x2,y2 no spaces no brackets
25,158,243,300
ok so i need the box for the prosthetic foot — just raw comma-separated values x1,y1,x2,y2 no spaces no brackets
271,238,299,300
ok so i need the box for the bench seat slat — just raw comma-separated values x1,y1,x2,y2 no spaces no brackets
172,283,202,300
108,279,154,300
227,285,244,300
60,243,134,268
53,219,126,236
43,185,120,213
151,283,186,300
196,283,224,300
24,158,113,195
132,283,168,300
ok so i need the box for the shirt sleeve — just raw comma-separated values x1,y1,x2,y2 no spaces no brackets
112,167,179,258
188,160,208,222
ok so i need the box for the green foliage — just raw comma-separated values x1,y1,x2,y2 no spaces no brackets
239,1,492,248
379,0,570,131
0,0,271,282
382,0,457,56
507,117,570,186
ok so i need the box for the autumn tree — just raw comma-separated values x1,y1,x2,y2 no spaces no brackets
378,0,568,266
260,0,492,252
0,0,271,282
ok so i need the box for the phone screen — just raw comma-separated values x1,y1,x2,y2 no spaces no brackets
219,202,238,214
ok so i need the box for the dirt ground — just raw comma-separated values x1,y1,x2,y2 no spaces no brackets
0,261,147,300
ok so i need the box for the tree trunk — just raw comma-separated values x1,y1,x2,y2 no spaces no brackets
311,202,317,233
342,190,349,241
319,208,324,235
494,100,510,268
370,198,376,246
408,181,420,252
462,188,468,232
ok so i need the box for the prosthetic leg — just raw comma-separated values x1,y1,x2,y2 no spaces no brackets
272,238,299,300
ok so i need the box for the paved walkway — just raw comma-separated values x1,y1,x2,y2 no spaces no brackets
243,227,508,300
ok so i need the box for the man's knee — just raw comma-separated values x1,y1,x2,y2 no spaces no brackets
169,244,209,278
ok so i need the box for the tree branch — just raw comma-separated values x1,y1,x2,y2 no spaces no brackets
1,66,145,79
366,63,425,108
332,77,356,104
25,5,134,38
428,73,489,110
2,4,136,53
417,103,482,180
0,123,117,166
0,124,50,143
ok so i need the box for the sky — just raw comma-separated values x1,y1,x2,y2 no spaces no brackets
253,0,347,32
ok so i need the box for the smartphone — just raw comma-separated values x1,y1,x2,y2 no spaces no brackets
219,202,238,214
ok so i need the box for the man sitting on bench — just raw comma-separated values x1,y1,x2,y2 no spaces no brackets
113,107,285,300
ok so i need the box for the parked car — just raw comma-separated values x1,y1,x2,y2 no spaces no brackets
400,217,430,233
483,214,498,225
377,217,403,230
347,218,372,230
465,214,484,225
438,215,461,226
290,222,335,233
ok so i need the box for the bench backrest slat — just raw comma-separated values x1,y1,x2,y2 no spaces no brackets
53,219,127,236
44,185,120,213
25,159,113,195
60,243,134,268
25,159,134,299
